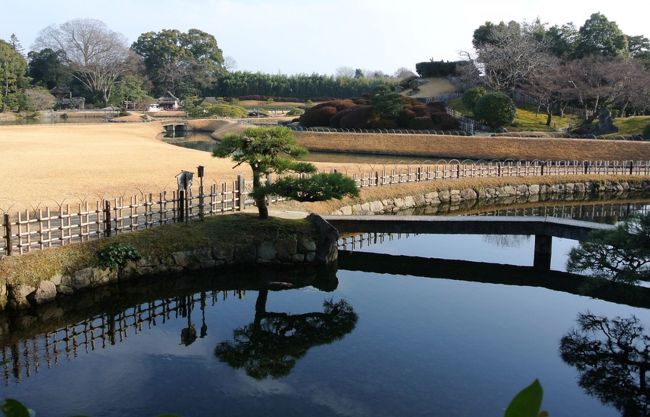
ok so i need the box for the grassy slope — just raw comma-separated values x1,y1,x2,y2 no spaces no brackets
611,116,650,136
0,214,313,286
296,132,650,161
448,98,578,132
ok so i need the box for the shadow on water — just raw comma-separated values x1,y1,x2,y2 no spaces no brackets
214,290,357,379
561,312,650,417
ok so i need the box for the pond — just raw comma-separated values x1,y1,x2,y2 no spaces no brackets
2,213,649,417
165,132,458,164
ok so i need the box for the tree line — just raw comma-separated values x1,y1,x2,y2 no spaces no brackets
468,13,650,126
0,19,395,111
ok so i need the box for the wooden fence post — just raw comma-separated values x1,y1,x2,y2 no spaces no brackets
237,175,246,211
3,214,11,256
629,161,634,175
179,190,186,221
104,201,112,237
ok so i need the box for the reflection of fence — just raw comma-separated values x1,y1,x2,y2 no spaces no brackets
2,160,649,256
472,202,649,221
338,232,415,251
0,289,246,385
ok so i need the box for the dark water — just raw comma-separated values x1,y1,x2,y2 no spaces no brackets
404,195,650,224
165,132,456,164
2,224,649,416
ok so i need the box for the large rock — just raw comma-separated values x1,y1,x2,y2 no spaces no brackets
7,284,36,309
257,241,277,262
28,281,57,305
275,238,297,262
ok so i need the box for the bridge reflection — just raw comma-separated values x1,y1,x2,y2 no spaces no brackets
338,251,650,309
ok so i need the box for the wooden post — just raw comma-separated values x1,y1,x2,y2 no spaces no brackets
629,161,634,175
237,175,246,211
178,190,185,221
198,176,205,220
3,214,12,256
541,162,545,176
104,201,112,237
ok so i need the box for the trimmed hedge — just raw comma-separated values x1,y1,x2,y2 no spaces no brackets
415,61,459,77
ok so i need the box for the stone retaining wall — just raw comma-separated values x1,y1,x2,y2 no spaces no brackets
331,180,650,216
0,214,339,312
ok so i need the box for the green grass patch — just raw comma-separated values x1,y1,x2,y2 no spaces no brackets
448,97,473,116
0,214,315,286
609,116,650,136
510,107,578,132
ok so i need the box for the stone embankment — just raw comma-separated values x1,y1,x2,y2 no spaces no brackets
0,215,338,312
331,180,650,215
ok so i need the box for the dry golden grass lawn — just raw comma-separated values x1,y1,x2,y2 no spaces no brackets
0,123,250,210
0,123,389,210
296,132,650,161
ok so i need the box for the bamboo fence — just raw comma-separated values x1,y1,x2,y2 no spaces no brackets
2,159,650,256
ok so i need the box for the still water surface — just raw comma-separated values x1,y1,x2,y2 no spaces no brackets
2,219,649,416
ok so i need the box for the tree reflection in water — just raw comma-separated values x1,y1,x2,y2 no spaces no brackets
215,290,358,379
560,313,650,417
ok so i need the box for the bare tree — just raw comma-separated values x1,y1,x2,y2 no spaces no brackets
34,19,130,105
394,67,416,80
223,56,238,72
335,66,355,78
476,23,550,96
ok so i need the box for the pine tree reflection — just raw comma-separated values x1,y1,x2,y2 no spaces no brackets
215,290,357,379
560,313,650,417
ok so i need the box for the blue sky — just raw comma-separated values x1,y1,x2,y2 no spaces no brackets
2,0,648,75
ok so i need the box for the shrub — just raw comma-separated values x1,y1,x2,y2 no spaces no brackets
473,93,516,129
186,103,248,118
299,106,338,127
431,112,460,130
97,243,140,269
426,101,446,113
269,173,359,202
409,117,435,130
397,108,416,127
643,123,650,140
339,106,374,129
462,87,486,111
286,108,304,116
370,118,398,129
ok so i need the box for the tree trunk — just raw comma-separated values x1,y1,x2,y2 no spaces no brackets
546,107,552,126
253,171,269,219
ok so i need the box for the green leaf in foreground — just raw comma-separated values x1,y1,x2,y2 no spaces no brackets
1,399,31,417
504,380,545,417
